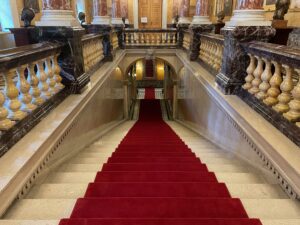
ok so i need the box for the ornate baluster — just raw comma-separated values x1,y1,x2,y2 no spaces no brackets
0,89,15,130
256,58,272,100
126,33,129,45
51,54,64,92
284,68,300,122
264,61,282,106
4,69,27,120
37,59,51,100
249,56,264,95
273,64,294,113
45,57,56,95
16,64,36,112
243,54,256,90
146,33,150,44
167,33,171,44
27,62,44,105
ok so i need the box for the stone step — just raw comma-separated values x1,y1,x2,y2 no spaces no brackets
44,172,266,184
1,219,300,225
25,183,287,200
226,184,287,199
44,172,97,184
4,199,300,220
25,184,87,199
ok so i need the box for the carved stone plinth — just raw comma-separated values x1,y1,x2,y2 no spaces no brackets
216,26,275,94
189,24,213,61
36,27,89,94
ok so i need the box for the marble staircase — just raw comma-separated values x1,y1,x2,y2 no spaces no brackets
0,121,300,225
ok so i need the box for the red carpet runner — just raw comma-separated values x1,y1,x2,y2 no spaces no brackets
60,100,262,225
144,88,155,99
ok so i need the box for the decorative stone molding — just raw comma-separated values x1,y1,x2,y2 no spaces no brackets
17,119,79,199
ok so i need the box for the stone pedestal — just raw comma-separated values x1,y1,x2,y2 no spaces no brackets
226,0,270,27
36,10,80,27
9,27,38,47
226,10,271,27
189,24,213,60
216,26,275,94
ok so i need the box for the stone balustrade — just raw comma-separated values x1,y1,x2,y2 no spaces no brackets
0,42,65,133
199,33,224,73
243,42,300,128
82,34,105,72
124,29,178,48
183,30,191,51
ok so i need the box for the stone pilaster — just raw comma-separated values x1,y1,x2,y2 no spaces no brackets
92,0,110,25
178,0,191,24
216,26,275,94
36,0,79,27
226,0,271,27
191,0,211,25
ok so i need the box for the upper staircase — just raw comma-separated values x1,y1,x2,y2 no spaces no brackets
1,100,299,225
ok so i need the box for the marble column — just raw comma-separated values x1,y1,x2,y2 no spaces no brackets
111,0,123,25
173,80,178,119
226,0,271,27
172,0,180,23
92,0,110,25
36,0,79,26
120,0,129,24
191,0,211,24
178,0,191,24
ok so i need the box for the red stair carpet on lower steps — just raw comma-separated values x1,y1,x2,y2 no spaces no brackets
60,100,262,225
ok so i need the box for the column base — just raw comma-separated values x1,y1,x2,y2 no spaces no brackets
178,17,191,24
92,16,111,25
191,16,212,25
111,18,124,25
225,10,271,27
36,10,80,27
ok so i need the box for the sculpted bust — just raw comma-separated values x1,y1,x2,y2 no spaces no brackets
273,0,291,20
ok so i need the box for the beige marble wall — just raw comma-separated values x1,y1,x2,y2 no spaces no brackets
177,66,268,168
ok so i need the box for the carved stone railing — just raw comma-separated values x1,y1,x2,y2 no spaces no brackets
240,41,300,146
112,30,120,51
199,33,224,74
124,29,178,48
0,42,67,156
183,30,191,51
81,34,104,73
